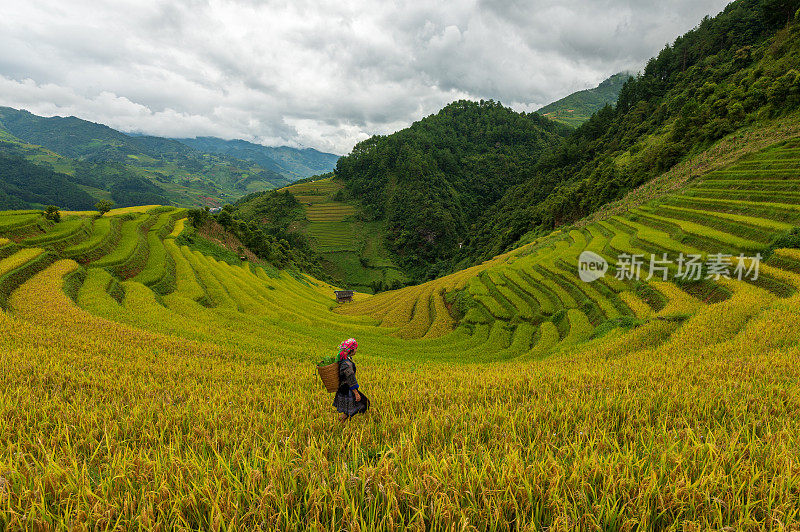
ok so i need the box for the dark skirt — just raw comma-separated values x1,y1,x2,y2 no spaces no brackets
333,387,370,418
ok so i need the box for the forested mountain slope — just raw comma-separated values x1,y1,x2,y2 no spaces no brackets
462,0,800,265
0,107,191,161
333,0,800,280
0,154,96,210
334,100,571,278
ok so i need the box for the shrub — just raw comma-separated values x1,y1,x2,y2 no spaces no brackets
43,205,61,223
95,200,114,216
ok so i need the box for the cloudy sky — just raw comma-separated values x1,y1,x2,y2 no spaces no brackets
0,0,730,154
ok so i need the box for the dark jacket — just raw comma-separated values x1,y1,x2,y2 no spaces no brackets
333,357,369,417
339,358,359,391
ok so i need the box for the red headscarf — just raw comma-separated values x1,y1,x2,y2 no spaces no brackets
339,338,358,360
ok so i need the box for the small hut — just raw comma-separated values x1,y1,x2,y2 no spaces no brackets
334,290,354,303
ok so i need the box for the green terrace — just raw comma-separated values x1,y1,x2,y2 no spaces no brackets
0,138,798,363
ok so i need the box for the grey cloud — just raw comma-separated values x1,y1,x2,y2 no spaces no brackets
0,0,731,154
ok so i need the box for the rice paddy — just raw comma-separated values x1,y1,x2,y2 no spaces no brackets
282,178,407,291
285,179,358,250
1,138,800,528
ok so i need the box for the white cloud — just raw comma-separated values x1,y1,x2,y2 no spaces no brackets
0,0,731,154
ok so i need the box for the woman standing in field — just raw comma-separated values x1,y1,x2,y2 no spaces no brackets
333,338,370,422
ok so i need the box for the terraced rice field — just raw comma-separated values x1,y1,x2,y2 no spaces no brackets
332,137,800,357
1,138,800,528
305,203,357,222
285,178,359,251
0,211,42,231
284,178,406,289
304,221,355,252
62,216,119,263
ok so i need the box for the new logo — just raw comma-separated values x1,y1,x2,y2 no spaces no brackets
578,251,608,283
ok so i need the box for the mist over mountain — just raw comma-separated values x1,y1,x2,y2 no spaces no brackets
175,137,340,180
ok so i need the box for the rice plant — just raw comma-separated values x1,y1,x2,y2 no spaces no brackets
0,139,800,529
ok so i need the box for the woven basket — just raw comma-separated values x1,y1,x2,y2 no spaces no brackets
317,362,339,393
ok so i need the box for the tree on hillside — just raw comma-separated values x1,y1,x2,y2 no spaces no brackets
187,206,210,227
43,205,61,222
95,200,114,216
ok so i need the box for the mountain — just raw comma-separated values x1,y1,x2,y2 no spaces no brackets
328,0,800,280
460,0,800,264
176,137,340,180
0,153,96,210
0,107,297,209
0,107,191,161
537,72,630,127
334,99,572,279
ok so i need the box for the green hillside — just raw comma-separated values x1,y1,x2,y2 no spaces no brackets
0,107,293,209
537,72,630,127
177,137,340,180
0,154,96,210
232,177,407,292
332,0,800,282
236,100,572,289
460,0,800,266
334,100,572,279
2,129,800,527
0,107,190,160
